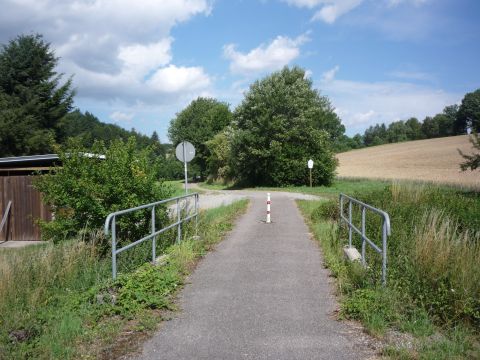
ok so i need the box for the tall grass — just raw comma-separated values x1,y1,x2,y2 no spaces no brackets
0,200,248,359
298,181,480,357
414,210,480,324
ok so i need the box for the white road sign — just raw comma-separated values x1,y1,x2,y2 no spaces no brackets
175,141,196,163
307,159,314,169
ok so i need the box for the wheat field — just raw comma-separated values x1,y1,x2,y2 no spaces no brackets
336,135,480,188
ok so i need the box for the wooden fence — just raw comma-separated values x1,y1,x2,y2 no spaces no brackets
0,176,52,241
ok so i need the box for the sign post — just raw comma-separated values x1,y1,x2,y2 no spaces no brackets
307,159,314,188
175,141,196,194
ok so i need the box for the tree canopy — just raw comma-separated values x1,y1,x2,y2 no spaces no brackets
0,34,74,156
456,89,480,133
168,97,232,178
230,66,338,186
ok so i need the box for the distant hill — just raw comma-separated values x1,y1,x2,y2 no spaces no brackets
57,110,166,156
336,135,479,188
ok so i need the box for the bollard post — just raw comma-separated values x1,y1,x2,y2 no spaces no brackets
266,193,271,223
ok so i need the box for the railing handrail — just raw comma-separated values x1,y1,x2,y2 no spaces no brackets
104,192,198,235
339,193,391,235
339,193,391,286
0,200,12,237
105,193,200,279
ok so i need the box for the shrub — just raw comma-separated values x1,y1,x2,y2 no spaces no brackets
34,137,172,248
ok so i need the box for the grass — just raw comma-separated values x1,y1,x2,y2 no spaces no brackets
199,178,390,198
0,199,248,359
297,179,480,359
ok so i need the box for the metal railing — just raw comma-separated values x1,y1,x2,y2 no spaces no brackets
339,193,391,285
0,201,12,242
104,193,199,279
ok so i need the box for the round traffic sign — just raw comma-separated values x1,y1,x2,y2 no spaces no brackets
175,141,196,163
307,159,314,169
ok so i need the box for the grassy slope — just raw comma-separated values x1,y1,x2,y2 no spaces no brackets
336,135,479,189
297,181,480,359
0,200,248,359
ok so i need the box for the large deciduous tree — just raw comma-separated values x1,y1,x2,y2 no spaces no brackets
456,89,480,134
0,34,74,156
231,66,338,186
168,97,232,178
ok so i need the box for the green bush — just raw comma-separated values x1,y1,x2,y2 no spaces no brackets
34,137,172,248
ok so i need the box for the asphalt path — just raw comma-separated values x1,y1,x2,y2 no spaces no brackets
132,189,375,360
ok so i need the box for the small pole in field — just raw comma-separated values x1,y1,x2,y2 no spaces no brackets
266,193,271,223
308,159,314,188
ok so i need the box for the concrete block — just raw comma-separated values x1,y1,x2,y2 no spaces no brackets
343,246,362,262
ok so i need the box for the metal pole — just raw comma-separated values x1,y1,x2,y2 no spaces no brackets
382,221,388,286
361,206,366,267
112,217,117,279
266,193,271,223
177,198,181,243
348,200,352,247
183,142,188,195
195,193,199,237
151,206,156,263
309,168,312,188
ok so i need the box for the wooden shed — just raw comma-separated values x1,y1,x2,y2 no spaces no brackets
0,155,58,242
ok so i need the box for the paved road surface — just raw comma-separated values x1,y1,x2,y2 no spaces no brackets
132,191,375,360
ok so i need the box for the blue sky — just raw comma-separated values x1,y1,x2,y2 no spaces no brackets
1,0,479,141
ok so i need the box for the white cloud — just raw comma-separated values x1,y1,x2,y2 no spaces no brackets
322,65,340,82
147,65,211,93
223,34,309,75
387,0,429,7
388,70,434,82
110,111,134,122
318,77,461,133
284,0,364,23
0,0,212,104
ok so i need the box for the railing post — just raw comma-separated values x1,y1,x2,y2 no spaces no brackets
382,221,388,286
151,206,156,263
361,206,366,267
348,200,352,247
112,217,117,280
195,193,199,237
177,198,181,243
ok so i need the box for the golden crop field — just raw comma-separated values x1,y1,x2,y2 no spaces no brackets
336,135,480,188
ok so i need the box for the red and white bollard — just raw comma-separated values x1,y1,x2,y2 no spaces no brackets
266,193,271,223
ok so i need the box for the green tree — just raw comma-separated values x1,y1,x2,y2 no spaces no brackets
0,34,74,155
168,97,232,178
421,116,440,138
34,137,171,246
205,127,234,182
387,121,408,143
405,117,423,140
231,66,337,186
456,89,480,133
459,132,480,171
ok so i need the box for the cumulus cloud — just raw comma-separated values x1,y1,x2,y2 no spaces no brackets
319,77,460,133
284,0,364,23
147,65,211,93
223,34,309,75
110,111,134,122
284,0,429,23
322,65,340,82
0,0,213,104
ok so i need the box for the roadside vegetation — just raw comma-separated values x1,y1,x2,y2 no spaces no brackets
298,180,480,359
0,200,248,359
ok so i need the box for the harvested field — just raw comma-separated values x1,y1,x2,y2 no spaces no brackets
336,135,480,188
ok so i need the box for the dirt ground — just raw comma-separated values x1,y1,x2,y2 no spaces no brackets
336,135,480,189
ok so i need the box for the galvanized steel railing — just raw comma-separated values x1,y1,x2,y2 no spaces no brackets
104,193,199,279
339,193,391,285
